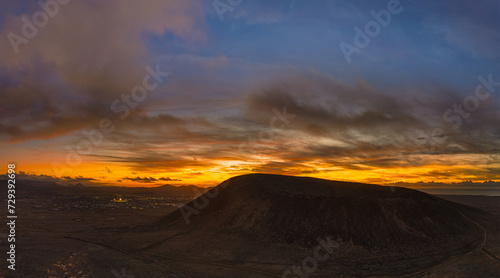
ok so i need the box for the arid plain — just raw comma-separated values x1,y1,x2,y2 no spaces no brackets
1,175,500,278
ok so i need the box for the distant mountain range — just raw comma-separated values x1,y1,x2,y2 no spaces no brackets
0,179,204,197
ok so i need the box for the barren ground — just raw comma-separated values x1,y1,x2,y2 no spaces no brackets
0,190,499,277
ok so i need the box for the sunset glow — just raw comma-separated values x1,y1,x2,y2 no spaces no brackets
0,0,498,189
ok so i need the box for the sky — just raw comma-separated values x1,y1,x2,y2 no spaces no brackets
0,0,499,188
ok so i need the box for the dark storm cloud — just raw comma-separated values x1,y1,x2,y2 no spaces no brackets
123,176,158,183
250,161,306,174
122,176,183,183
48,66,498,174
89,149,220,173
159,177,183,181
12,171,59,181
392,180,500,190
0,172,105,186
421,167,500,181
239,70,500,169
0,0,208,143
245,72,424,136
62,176,98,182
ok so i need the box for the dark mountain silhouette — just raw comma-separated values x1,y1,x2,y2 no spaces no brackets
68,182,85,187
148,184,201,196
2,179,202,197
84,174,491,277
158,174,484,250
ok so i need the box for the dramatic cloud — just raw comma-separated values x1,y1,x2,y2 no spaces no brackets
62,176,98,182
0,0,207,142
123,176,182,183
0,0,498,187
0,172,103,186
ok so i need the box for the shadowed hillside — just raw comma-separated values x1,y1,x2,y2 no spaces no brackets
80,174,493,277
158,174,484,251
